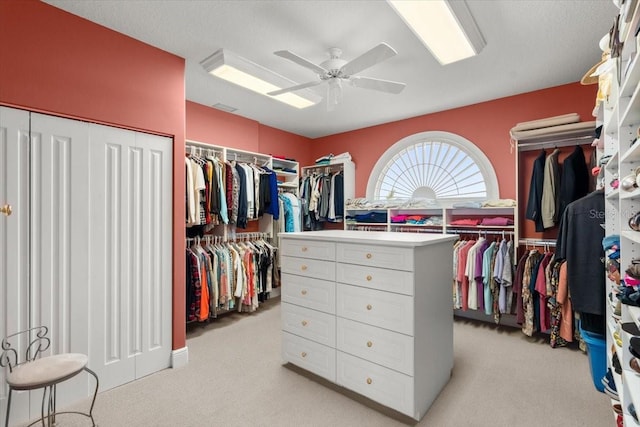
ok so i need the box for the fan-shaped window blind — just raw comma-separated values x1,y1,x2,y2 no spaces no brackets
366,131,499,202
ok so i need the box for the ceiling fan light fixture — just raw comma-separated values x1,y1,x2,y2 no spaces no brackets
387,0,485,65
200,49,320,109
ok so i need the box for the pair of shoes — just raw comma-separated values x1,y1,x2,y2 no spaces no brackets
612,352,622,375
622,322,640,336
602,369,620,401
630,403,639,423
631,357,640,375
613,300,622,319
613,403,623,415
613,330,623,347
631,337,640,358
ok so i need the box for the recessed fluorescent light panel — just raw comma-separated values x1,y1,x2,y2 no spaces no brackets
201,49,320,109
388,0,485,65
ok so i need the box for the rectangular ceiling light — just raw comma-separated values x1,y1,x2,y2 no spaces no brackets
388,0,485,65
201,49,320,109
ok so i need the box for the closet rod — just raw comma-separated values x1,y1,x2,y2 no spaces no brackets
515,135,593,152
303,164,343,175
518,238,557,247
446,228,514,238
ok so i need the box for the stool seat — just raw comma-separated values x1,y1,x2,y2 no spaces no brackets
7,353,88,390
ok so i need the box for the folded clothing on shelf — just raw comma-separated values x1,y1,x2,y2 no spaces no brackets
450,218,481,226
390,215,408,223
480,217,514,226
353,212,388,223
482,199,517,207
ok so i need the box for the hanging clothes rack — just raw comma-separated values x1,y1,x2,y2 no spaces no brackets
514,134,594,152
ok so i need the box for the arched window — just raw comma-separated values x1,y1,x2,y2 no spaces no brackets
366,131,499,204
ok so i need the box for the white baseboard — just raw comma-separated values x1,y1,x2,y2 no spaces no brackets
171,346,189,368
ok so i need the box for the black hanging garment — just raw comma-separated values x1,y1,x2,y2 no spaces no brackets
555,189,605,335
525,150,546,232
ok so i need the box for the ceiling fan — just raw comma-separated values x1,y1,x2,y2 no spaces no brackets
267,42,406,109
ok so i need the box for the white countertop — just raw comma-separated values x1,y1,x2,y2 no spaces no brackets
278,230,458,247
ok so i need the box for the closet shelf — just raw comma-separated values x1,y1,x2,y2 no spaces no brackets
628,305,640,329
277,182,298,188
622,230,640,244
605,151,619,171
445,224,515,230
621,138,640,162
274,170,298,177
620,82,640,131
620,187,640,199
622,51,640,99
607,189,620,200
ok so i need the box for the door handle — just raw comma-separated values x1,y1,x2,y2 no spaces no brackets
0,204,12,216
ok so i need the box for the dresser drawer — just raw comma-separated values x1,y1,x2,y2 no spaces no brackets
337,243,413,271
336,263,413,296
337,284,414,336
337,351,413,417
337,317,413,376
282,303,336,347
281,256,336,281
282,332,336,382
281,239,335,261
281,273,336,314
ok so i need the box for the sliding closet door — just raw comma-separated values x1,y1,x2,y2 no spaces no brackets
88,124,172,391
0,107,31,423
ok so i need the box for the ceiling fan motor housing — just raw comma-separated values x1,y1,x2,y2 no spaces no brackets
321,48,348,79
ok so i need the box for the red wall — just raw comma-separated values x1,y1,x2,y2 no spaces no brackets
0,0,188,350
186,101,313,166
258,124,313,167
311,82,598,201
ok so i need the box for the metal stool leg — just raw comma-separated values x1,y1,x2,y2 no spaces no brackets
84,367,99,426
4,388,12,427
40,385,49,427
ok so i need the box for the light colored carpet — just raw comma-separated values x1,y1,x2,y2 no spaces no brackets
41,298,612,427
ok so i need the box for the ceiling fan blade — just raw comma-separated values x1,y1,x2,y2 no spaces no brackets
274,50,327,75
351,76,406,94
340,42,398,76
267,80,324,96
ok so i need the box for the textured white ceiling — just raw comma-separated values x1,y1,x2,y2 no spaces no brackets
44,0,618,138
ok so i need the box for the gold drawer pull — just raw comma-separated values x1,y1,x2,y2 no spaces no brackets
301,289,307,295
301,352,307,358
366,253,372,259
366,378,372,385
366,304,372,311
366,275,372,281
367,341,373,348
302,320,308,326
301,247,308,252
301,265,308,271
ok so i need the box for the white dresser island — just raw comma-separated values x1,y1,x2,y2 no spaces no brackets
279,230,458,421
